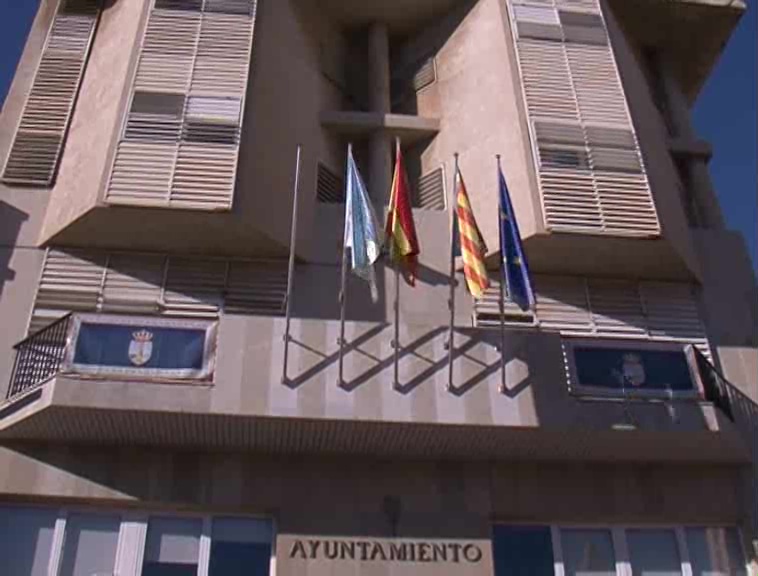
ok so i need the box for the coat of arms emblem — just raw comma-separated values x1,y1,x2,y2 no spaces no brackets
617,353,646,387
128,329,154,366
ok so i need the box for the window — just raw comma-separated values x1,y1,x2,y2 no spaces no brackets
507,0,660,237
2,0,100,187
564,339,702,399
627,529,682,576
28,249,288,335
142,517,202,576
58,513,121,576
492,525,748,576
106,0,259,209
0,506,274,576
561,529,616,576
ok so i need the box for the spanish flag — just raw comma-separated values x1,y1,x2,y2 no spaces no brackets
385,141,420,285
454,168,490,299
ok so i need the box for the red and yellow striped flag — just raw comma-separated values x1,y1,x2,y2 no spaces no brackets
386,143,420,285
455,169,490,298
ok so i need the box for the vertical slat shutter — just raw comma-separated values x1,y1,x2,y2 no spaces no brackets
2,0,100,186
107,0,258,210
507,0,660,237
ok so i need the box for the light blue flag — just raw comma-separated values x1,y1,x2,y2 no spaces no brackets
344,146,383,301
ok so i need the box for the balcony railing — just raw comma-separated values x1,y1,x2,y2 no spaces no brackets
7,314,72,400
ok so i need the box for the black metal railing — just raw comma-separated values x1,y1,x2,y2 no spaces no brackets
7,314,72,400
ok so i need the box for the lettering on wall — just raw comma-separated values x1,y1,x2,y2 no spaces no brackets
288,539,484,564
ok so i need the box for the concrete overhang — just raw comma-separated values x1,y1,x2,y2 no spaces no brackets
0,372,749,465
321,111,441,145
607,0,746,103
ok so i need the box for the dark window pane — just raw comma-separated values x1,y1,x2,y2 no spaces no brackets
0,506,57,576
209,518,272,576
492,525,554,576
141,517,201,576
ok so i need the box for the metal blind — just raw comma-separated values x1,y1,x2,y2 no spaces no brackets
2,0,100,187
413,167,446,210
107,0,258,210
531,275,709,354
316,163,345,203
412,57,436,92
507,0,660,237
29,249,287,334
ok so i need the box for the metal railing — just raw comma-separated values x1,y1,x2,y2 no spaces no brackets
7,314,72,400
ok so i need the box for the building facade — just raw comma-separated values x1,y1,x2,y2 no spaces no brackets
0,0,756,573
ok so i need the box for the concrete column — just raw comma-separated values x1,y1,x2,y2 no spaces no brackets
658,58,725,229
367,22,392,203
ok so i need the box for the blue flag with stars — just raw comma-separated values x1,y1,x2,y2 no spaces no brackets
499,167,535,311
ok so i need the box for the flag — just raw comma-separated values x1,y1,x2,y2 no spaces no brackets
454,168,490,299
344,146,383,301
385,142,420,285
499,167,535,310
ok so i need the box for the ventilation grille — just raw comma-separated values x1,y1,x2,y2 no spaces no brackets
474,274,710,356
413,167,445,210
106,0,258,210
29,249,287,334
412,57,436,92
316,163,344,203
508,0,660,237
2,0,100,187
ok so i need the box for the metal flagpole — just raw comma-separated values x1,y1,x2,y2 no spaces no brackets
446,153,459,392
337,144,351,387
392,137,402,389
496,154,507,394
281,144,302,384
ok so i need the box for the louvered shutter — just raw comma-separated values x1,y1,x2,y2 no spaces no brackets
586,279,647,336
412,57,436,92
532,275,593,333
225,261,288,315
473,276,536,328
30,249,106,333
507,0,660,237
2,0,100,187
413,167,446,210
106,0,258,209
100,254,165,313
162,258,226,317
316,163,345,203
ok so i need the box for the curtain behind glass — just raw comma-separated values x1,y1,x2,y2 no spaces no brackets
686,527,747,576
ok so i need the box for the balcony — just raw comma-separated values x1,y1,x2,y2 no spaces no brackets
0,310,750,467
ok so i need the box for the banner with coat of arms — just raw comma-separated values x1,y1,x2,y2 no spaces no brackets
62,314,217,381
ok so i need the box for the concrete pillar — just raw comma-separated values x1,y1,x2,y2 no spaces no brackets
367,22,392,203
658,58,725,229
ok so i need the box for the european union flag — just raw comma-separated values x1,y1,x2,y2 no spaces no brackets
499,167,535,311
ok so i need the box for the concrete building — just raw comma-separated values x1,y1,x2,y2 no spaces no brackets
0,0,756,573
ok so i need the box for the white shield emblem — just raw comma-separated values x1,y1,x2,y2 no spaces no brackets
128,329,153,366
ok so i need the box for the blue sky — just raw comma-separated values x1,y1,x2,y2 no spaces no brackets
0,0,755,271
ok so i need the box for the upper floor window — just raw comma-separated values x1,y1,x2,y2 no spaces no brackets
506,0,661,237
105,0,259,210
2,0,100,187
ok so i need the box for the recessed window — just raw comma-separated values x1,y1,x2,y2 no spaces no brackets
561,529,616,576
142,517,202,576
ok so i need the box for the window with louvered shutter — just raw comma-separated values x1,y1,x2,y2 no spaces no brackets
506,0,660,237
474,273,710,356
413,167,446,210
2,0,100,187
106,0,258,210
412,57,436,92
29,249,286,334
316,163,344,203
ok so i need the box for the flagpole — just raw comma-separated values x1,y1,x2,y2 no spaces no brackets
337,144,351,387
446,153,459,392
496,154,507,394
392,137,402,389
281,144,302,385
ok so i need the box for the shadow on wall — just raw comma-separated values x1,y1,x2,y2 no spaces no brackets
0,201,29,299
